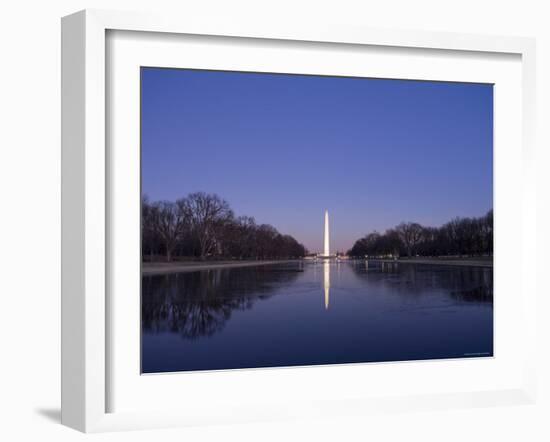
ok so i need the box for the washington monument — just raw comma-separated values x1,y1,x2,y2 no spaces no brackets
324,210,330,256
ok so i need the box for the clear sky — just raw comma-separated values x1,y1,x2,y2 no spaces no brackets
141,68,493,253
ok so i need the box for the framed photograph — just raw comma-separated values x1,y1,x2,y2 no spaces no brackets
61,9,537,432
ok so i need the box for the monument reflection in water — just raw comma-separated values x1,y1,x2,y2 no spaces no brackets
141,260,493,373
320,210,333,310
324,261,330,310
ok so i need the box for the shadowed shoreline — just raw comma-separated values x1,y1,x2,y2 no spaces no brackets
369,258,493,268
143,257,492,277
142,259,299,275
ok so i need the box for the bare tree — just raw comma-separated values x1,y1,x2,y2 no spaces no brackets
255,224,279,259
153,201,187,262
395,222,424,257
141,195,159,261
480,210,493,254
384,228,402,258
222,216,257,259
181,192,233,260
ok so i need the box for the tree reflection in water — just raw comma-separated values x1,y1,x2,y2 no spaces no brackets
142,264,302,339
350,261,493,304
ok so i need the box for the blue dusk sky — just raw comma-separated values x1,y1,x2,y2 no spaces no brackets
141,68,493,253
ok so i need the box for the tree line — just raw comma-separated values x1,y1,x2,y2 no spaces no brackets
347,210,493,258
142,192,307,262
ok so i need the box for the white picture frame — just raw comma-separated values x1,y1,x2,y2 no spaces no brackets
61,9,537,433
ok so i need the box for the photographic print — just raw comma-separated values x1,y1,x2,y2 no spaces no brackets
141,68,493,374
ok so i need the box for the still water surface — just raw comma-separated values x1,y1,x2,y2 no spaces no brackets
142,260,493,373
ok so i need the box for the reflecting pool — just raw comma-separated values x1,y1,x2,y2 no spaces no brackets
142,260,493,373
